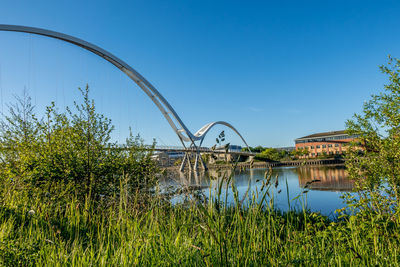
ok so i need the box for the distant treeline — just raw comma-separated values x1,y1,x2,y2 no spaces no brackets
243,146,308,161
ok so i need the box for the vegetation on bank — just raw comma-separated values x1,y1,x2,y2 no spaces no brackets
0,86,158,202
345,56,400,216
2,172,400,266
241,145,310,161
246,146,346,162
1,57,400,265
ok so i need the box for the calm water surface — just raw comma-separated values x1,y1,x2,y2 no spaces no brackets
160,165,354,217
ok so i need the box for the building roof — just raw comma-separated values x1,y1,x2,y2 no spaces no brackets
296,130,347,140
274,146,295,152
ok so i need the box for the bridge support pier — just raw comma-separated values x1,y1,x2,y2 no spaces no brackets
200,154,208,171
179,141,210,172
179,153,193,172
179,153,186,172
194,153,199,171
180,152,207,172
192,153,208,171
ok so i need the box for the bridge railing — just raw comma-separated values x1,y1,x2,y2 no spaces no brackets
112,144,256,155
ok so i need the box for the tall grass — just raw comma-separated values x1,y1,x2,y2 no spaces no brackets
1,169,400,266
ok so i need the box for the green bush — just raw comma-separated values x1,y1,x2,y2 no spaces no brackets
346,56,400,216
0,85,158,202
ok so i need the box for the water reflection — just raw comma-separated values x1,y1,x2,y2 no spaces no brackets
166,166,353,192
296,166,353,192
161,165,354,216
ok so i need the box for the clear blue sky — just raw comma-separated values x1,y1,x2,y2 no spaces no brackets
0,0,399,147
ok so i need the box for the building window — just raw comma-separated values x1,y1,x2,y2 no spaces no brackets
312,153,315,156
316,145,320,148
335,151,340,154
322,145,326,148
335,144,339,147
328,144,332,148
310,146,314,149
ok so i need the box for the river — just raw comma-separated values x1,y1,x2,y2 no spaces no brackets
160,165,354,218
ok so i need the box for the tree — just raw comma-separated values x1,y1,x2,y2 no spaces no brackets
255,148,280,161
0,85,158,201
289,148,309,159
346,56,400,213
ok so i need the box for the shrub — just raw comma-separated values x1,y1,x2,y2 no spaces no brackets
0,85,158,202
346,56,400,216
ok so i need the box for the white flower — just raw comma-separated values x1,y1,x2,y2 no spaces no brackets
28,210,35,216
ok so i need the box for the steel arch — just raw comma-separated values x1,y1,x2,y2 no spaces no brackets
0,24,250,151
194,121,250,148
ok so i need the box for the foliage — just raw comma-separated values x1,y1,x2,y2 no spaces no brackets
243,145,266,153
0,85,158,201
255,147,282,161
250,146,315,162
290,148,309,159
346,56,400,216
1,167,400,265
254,147,299,161
173,158,183,166
208,131,232,163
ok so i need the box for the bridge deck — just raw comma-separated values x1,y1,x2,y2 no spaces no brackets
114,145,256,156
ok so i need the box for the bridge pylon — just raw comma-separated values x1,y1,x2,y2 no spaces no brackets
178,138,208,172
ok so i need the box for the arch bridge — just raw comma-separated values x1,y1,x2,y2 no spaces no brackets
0,24,251,171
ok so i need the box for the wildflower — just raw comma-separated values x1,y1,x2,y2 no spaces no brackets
28,209,35,216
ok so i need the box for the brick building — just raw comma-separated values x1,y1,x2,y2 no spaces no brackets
295,130,359,158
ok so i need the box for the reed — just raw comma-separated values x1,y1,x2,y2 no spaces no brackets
1,169,400,266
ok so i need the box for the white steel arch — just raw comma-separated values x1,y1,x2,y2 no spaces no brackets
0,24,250,164
194,121,249,147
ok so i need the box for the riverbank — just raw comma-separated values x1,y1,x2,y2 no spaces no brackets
1,177,398,266
214,158,345,169
163,158,345,171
